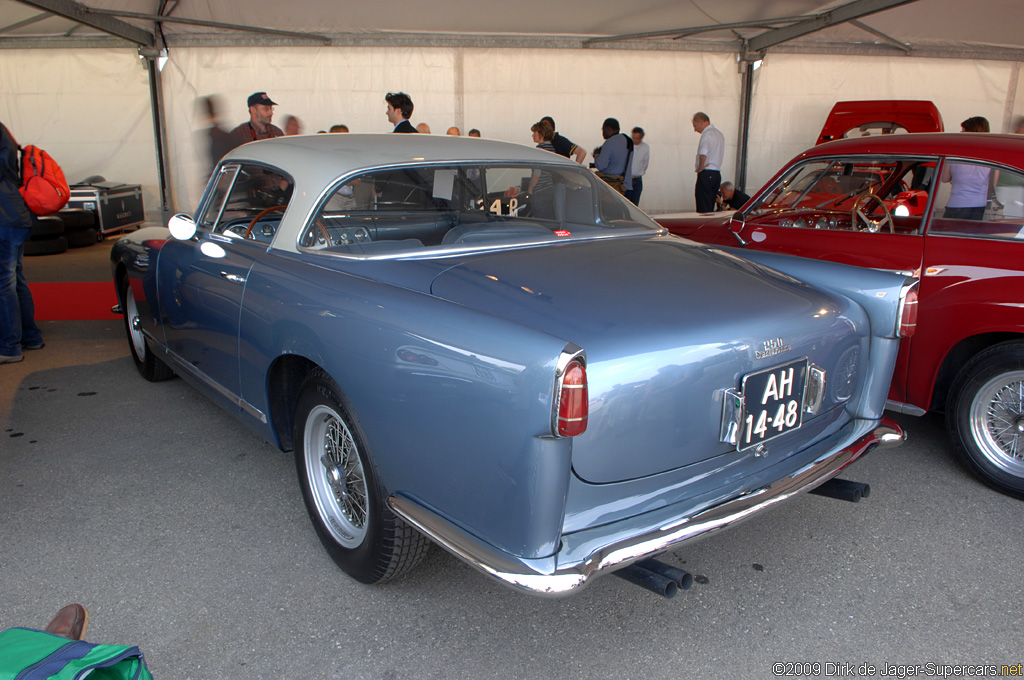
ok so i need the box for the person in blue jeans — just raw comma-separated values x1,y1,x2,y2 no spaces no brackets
0,122,44,364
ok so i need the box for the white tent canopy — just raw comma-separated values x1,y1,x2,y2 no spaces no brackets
2,0,1022,221
4,0,1023,53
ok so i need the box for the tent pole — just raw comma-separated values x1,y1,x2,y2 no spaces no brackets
735,56,755,194
141,48,174,225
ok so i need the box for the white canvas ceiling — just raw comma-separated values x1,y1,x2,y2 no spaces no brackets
2,0,1023,220
3,0,1024,55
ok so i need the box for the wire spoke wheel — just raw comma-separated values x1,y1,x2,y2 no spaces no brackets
294,369,430,582
304,404,369,549
124,283,147,361
969,370,1024,478
948,341,1024,499
119,277,173,382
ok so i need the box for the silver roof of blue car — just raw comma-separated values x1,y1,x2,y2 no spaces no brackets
220,133,586,256
223,133,575,182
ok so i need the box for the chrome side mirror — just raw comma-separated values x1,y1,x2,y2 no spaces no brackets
728,211,748,247
168,213,197,241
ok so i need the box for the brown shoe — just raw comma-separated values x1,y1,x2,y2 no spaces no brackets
45,604,89,640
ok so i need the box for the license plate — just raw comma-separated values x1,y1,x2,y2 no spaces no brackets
738,358,808,451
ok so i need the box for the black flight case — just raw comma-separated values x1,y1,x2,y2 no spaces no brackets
67,181,145,238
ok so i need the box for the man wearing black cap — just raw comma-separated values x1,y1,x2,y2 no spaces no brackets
227,91,284,149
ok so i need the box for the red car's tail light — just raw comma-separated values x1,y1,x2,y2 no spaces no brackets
898,282,919,338
556,359,588,437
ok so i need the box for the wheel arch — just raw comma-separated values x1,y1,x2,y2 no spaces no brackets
931,332,1024,412
944,337,1024,499
112,239,155,316
266,353,323,452
113,262,128,307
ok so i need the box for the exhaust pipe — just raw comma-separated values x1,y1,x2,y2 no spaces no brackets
612,557,694,598
809,477,871,503
636,558,694,591
614,564,677,598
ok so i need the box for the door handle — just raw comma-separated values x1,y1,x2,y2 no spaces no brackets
220,272,246,284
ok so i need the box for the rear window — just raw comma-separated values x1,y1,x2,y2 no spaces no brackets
298,163,659,256
833,122,913,141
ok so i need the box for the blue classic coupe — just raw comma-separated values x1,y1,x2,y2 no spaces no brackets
111,134,913,597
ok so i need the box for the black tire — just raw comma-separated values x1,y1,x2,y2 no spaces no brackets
293,368,429,583
30,216,65,240
66,228,98,248
946,340,1024,499
57,208,96,231
120,276,174,382
24,235,68,256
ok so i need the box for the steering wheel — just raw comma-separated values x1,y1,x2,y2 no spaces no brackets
851,192,894,233
245,205,288,239
307,219,334,247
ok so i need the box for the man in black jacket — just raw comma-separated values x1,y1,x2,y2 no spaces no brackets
717,182,751,211
541,117,586,164
385,92,418,133
0,123,44,364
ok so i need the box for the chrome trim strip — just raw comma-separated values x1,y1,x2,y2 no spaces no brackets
388,418,904,597
237,397,266,423
148,337,269,424
885,399,927,416
311,230,656,261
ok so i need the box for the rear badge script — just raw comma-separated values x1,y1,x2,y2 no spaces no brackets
756,337,791,360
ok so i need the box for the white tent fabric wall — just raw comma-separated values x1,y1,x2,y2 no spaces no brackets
461,48,741,217
0,44,741,221
2,43,1023,223
166,46,740,216
0,48,160,219
163,45,462,211
746,53,1023,192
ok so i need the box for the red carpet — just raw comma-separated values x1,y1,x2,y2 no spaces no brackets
29,282,120,321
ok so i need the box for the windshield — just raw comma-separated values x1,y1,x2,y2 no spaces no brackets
751,157,939,215
298,162,660,256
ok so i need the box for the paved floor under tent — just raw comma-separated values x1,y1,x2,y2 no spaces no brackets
2,236,1021,679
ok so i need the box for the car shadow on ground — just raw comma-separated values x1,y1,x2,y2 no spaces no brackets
3,358,1021,679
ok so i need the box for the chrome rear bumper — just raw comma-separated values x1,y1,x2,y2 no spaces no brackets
388,417,905,597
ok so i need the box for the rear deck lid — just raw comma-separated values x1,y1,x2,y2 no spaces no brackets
430,236,861,483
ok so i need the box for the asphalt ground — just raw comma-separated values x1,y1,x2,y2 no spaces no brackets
2,243,1022,679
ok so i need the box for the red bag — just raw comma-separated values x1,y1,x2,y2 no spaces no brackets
19,144,70,215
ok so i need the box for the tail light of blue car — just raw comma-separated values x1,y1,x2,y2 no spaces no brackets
554,344,588,438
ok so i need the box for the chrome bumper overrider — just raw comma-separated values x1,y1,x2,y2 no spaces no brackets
387,417,905,597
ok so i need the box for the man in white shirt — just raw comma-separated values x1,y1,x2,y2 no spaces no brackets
626,127,650,206
692,112,724,213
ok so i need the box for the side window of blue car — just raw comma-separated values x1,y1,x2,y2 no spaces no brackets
301,163,660,255
198,163,294,242
198,165,239,230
